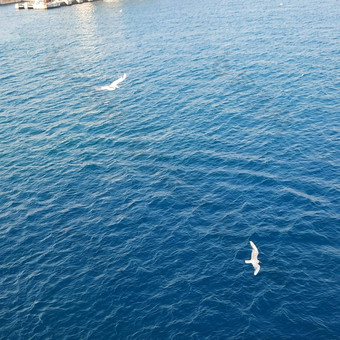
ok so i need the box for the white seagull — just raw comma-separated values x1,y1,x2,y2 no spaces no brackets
100,73,127,91
245,241,261,275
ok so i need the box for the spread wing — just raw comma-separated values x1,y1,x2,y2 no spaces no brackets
117,74,127,85
250,241,259,261
109,79,120,87
253,263,260,276
110,74,126,88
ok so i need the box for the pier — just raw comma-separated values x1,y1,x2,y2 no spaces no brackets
0,0,20,5
14,0,98,10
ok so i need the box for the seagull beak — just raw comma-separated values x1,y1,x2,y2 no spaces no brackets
259,261,262,263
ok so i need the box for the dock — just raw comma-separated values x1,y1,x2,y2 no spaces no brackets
1,0,21,5
15,0,98,10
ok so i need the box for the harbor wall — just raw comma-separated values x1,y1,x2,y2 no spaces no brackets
0,0,22,4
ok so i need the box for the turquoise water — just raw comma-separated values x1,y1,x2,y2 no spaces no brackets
0,0,339,338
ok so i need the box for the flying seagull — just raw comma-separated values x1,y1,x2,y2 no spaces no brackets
245,241,261,275
100,73,127,91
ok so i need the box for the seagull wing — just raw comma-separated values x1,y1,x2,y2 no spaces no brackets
250,241,259,261
253,263,260,276
110,79,120,87
112,74,126,86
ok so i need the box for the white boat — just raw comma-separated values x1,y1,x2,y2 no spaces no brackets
32,0,60,9
32,0,46,9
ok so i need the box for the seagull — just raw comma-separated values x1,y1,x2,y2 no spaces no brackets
100,73,127,91
245,241,261,275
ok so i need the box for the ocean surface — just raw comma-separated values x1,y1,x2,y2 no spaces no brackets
0,0,339,338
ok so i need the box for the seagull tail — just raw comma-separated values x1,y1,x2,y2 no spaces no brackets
245,260,252,264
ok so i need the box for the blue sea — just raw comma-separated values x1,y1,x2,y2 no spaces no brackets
0,0,339,338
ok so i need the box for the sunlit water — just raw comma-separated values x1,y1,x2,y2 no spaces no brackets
0,0,339,338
